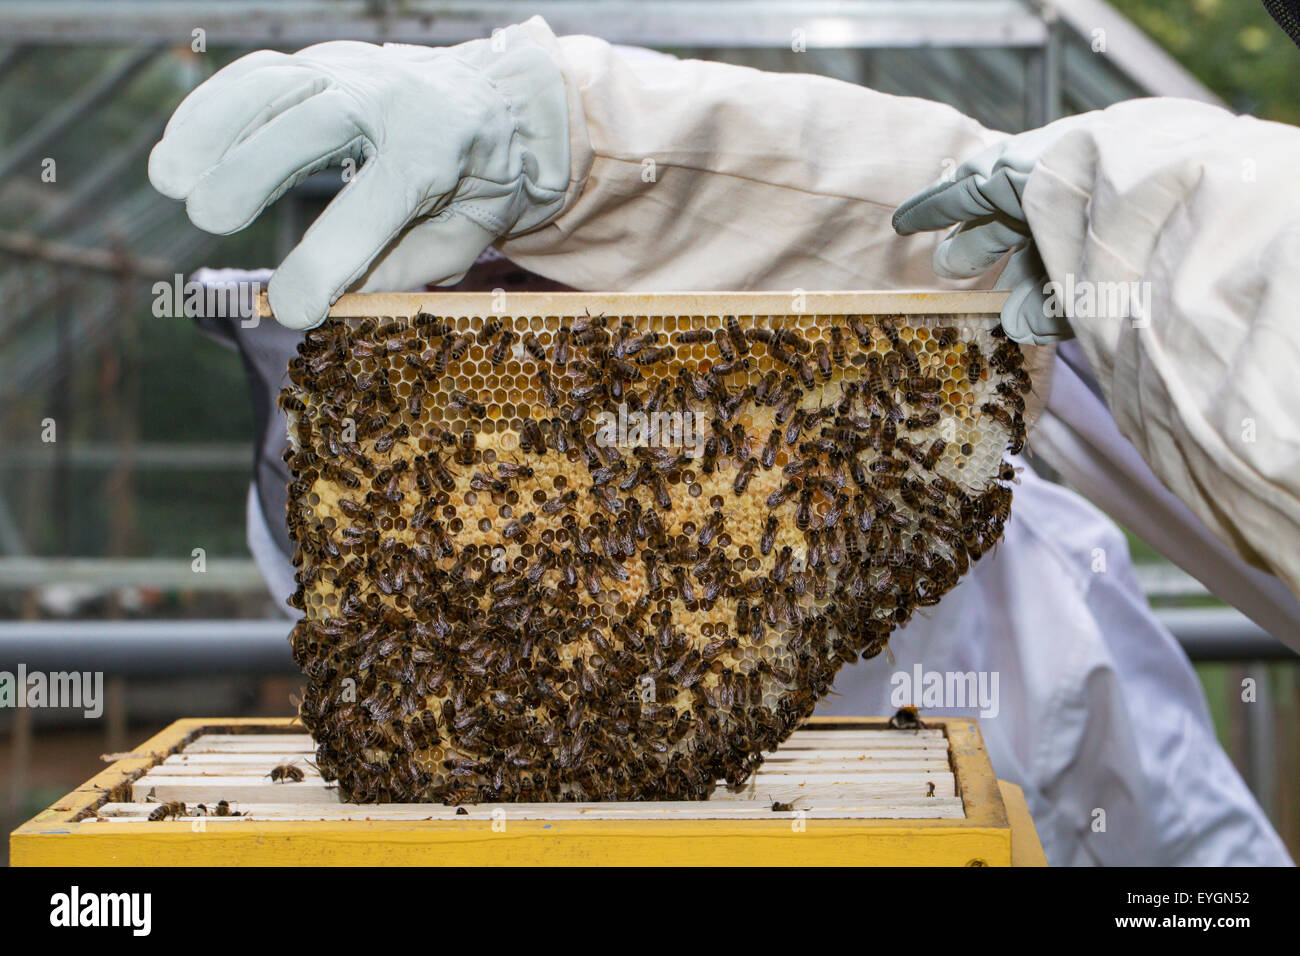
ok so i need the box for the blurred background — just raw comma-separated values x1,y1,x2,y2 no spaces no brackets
0,0,1296,863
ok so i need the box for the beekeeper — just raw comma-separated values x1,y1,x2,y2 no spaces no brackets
151,17,1297,865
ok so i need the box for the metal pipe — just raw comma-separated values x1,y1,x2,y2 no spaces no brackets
0,608,1293,680
0,1,1050,48
1156,608,1298,662
0,619,297,677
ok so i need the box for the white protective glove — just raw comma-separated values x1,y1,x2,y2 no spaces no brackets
149,18,573,330
891,115,1094,345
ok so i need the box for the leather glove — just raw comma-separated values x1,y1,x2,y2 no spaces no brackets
149,18,572,330
891,116,1093,345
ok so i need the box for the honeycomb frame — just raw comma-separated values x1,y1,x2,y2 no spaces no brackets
273,291,1030,804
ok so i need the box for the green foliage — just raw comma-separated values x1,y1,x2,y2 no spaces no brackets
1111,0,1300,124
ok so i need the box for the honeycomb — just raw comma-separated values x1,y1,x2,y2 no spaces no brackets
280,305,1029,803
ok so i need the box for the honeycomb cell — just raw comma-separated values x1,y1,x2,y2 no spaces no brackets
281,308,1028,804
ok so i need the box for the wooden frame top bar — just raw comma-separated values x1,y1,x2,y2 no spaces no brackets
255,289,1010,321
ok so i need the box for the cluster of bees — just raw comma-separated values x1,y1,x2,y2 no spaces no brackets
280,306,1029,804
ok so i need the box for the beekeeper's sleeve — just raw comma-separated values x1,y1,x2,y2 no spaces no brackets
1019,98,1300,601
503,26,1000,291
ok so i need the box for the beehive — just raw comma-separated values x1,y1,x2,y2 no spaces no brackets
274,291,1029,804
10,718,1048,866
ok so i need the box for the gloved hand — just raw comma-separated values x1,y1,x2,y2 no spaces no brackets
149,18,572,330
891,116,1093,345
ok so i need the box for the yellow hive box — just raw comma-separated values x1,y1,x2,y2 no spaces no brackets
11,717,1045,866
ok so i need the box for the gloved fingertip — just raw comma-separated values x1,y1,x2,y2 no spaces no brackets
999,281,1037,344
267,280,326,331
186,182,251,236
147,140,193,200
932,240,979,280
1025,300,1076,345
890,206,912,236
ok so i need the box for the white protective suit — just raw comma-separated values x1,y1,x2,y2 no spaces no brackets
1023,101,1300,608
194,19,1296,864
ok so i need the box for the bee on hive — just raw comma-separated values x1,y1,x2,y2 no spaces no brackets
269,763,306,783
148,801,187,821
280,310,1029,804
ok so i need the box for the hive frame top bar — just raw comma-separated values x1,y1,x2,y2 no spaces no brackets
255,289,1010,321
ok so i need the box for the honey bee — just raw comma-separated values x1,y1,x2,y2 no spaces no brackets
374,423,409,454
491,328,517,364
714,327,736,361
774,387,803,426
865,353,886,397
905,410,941,430
736,598,752,635
571,381,606,404
980,401,1019,433
990,340,1025,373
766,480,798,509
149,801,187,820
670,564,695,604
636,345,674,366
269,763,306,783
964,343,984,381
470,471,509,494
449,390,487,417
934,326,959,347
760,513,779,555
889,337,920,377
795,489,814,531
538,367,560,407
873,473,905,491
449,332,474,361
733,457,759,495
414,311,448,337
549,326,573,368
322,461,361,489
406,378,426,417
699,510,724,547
522,331,548,364
650,472,672,510
814,341,832,381
504,513,536,542
920,438,947,471
497,459,534,481
454,426,478,466
725,315,750,356
847,314,873,349
829,326,849,367
573,310,608,334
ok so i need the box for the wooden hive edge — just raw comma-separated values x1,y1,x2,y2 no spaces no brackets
11,716,1013,866
255,289,1010,321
